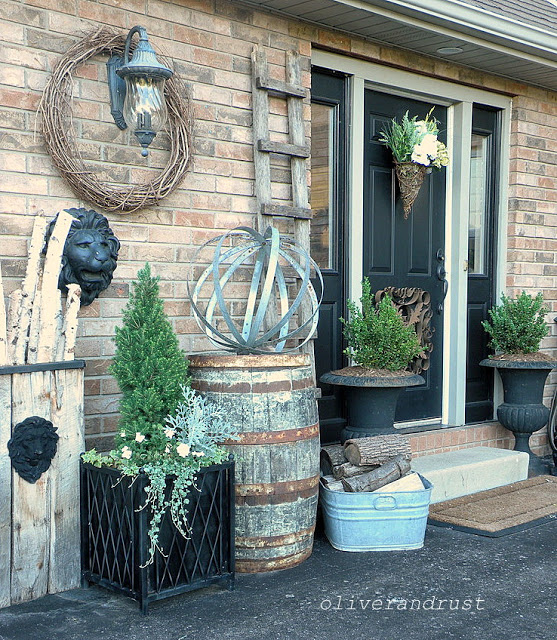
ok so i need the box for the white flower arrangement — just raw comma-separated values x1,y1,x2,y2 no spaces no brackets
379,108,449,169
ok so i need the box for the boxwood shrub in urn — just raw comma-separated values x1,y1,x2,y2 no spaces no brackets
480,291,557,475
321,279,424,441
80,264,237,613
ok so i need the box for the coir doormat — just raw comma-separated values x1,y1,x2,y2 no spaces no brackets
428,475,557,537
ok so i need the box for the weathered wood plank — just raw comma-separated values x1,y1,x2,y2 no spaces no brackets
10,371,52,604
251,45,272,234
257,139,310,158
48,368,84,593
255,76,308,98
26,287,41,365
261,203,312,219
0,373,12,607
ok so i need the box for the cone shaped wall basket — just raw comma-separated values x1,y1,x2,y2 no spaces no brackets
395,162,428,219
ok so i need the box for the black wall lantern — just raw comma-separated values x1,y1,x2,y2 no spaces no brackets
107,26,173,156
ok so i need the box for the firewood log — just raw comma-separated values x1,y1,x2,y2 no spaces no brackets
320,475,345,492
340,455,411,492
343,434,411,466
320,444,346,475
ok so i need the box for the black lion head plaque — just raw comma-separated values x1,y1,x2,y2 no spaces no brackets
8,416,59,483
45,207,120,306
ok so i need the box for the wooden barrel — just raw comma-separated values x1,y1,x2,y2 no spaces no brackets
189,353,320,573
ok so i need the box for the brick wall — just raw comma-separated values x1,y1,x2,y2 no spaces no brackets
1,0,556,453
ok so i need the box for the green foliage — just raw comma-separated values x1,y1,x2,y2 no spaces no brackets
82,264,238,564
379,108,449,169
82,386,239,563
341,279,423,372
482,291,549,355
109,263,190,439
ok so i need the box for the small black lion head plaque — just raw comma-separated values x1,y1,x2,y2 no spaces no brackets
8,416,59,484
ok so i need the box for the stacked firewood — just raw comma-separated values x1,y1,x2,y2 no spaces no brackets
0,210,80,366
321,434,423,492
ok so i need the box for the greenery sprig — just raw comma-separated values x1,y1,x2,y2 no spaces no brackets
482,291,549,355
341,279,423,372
379,108,449,168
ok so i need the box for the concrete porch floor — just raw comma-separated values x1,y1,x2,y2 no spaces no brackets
0,517,555,640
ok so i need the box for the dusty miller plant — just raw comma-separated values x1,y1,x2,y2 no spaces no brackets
482,291,548,355
341,279,422,372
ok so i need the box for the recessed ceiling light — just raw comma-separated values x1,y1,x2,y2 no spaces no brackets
436,46,464,55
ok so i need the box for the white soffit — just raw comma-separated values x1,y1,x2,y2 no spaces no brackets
242,0,557,90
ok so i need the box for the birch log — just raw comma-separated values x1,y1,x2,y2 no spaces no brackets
60,284,81,361
340,456,411,493
6,290,22,365
14,213,48,365
36,211,73,363
0,265,7,366
26,288,41,365
343,435,412,466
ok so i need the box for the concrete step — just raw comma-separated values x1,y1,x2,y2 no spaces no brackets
411,446,529,504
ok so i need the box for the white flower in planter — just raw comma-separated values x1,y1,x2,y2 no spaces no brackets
177,443,191,458
135,432,146,443
164,428,176,438
121,446,132,460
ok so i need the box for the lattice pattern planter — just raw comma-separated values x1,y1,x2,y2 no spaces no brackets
80,459,235,614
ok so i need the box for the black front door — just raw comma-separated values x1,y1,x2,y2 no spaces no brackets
310,69,347,443
465,105,499,422
363,89,447,422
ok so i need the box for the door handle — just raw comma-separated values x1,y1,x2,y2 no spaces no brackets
436,249,448,314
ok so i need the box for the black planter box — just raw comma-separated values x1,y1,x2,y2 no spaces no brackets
80,459,235,613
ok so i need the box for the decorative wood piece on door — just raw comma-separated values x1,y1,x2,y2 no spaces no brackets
251,45,314,358
375,287,433,374
0,211,85,608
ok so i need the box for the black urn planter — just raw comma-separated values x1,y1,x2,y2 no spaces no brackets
320,370,425,442
80,459,235,614
480,358,557,475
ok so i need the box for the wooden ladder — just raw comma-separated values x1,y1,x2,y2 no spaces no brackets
250,45,316,360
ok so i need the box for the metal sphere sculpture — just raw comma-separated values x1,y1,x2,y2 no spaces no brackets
188,226,323,354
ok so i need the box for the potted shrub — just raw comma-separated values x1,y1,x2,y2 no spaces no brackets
480,291,557,475
320,279,424,441
80,264,237,613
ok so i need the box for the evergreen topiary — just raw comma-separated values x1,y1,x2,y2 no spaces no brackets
482,291,549,355
110,262,190,441
82,264,239,563
341,279,423,372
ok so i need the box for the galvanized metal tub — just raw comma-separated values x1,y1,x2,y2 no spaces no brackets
189,353,320,572
320,475,433,551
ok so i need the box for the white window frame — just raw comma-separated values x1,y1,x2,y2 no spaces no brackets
312,49,512,427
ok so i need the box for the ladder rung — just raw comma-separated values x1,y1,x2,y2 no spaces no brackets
262,203,312,219
257,140,310,158
256,76,308,99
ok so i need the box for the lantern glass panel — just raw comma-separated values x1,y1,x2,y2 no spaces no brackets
122,75,168,133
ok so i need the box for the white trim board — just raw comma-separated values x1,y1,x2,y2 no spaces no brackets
312,49,512,426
